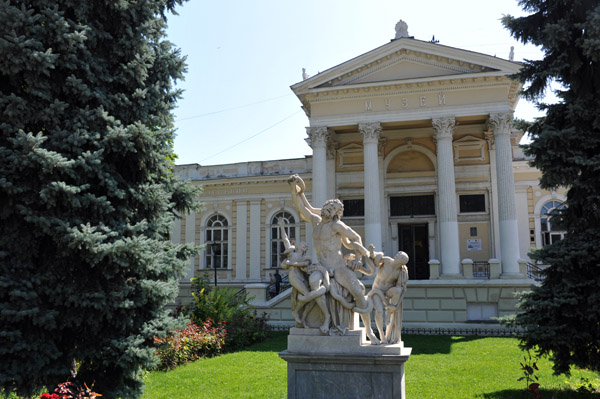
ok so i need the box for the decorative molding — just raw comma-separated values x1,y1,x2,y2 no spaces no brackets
383,143,437,173
359,122,382,144
488,113,513,136
326,136,338,160
484,129,495,149
452,135,486,162
305,80,511,105
432,117,456,141
378,137,387,157
394,19,410,39
321,50,492,89
305,126,330,148
338,143,364,168
301,100,311,117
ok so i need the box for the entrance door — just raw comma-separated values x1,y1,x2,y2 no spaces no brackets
398,224,429,280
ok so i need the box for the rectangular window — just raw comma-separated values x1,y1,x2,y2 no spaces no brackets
459,194,486,213
342,199,364,217
390,195,435,217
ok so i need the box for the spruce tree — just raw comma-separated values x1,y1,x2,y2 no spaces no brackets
502,0,600,374
0,1,198,397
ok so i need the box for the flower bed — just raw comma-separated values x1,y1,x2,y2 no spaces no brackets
153,319,226,370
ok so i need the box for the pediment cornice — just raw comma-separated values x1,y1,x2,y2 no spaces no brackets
292,38,522,118
292,38,521,115
316,49,495,89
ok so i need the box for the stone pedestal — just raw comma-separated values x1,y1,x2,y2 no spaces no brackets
279,328,412,399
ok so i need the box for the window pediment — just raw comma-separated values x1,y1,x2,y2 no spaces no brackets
338,143,364,168
453,135,486,162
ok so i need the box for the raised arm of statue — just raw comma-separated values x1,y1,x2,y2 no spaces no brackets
278,218,292,250
288,175,321,226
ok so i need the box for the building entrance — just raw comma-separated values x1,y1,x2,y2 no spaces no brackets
398,224,429,280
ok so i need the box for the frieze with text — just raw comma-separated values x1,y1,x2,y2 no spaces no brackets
365,92,447,112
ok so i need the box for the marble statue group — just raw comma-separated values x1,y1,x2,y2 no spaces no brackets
280,175,409,345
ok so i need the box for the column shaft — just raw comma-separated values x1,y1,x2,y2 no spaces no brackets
433,117,461,276
489,113,521,275
306,127,329,208
184,211,196,281
235,201,248,280
359,123,383,251
249,200,262,281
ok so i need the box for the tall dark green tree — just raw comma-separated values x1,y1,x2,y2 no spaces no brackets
502,0,600,375
0,1,198,397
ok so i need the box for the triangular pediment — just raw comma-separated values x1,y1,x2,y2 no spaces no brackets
292,38,520,93
318,55,497,88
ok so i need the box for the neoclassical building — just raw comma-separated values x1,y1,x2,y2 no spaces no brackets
173,29,565,328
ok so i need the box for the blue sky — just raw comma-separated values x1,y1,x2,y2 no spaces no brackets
166,0,546,166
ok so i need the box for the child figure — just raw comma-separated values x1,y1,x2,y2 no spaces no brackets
278,219,331,331
363,246,409,345
279,219,312,270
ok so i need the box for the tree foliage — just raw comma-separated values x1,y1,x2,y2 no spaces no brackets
0,1,198,397
502,0,600,375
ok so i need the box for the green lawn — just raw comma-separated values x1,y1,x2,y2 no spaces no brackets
142,332,600,399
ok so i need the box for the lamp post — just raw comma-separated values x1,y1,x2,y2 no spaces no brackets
209,241,219,287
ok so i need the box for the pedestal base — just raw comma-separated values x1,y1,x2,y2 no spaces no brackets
279,327,412,399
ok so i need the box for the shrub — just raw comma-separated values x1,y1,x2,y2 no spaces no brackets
153,319,226,371
185,274,270,351
224,311,270,352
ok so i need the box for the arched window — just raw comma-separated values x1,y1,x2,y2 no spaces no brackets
271,211,296,268
205,214,228,269
540,200,566,246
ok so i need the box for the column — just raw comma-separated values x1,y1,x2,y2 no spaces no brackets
184,211,196,281
432,117,461,276
249,200,262,281
359,122,383,251
488,113,521,276
305,126,330,208
486,131,501,259
171,214,182,244
326,139,337,200
235,201,248,280
515,186,530,264
379,138,388,253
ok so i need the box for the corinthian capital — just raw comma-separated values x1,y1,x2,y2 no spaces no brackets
326,137,338,160
488,113,513,136
359,122,382,144
432,117,455,140
305,126,330,148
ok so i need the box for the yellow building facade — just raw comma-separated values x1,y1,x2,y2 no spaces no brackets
173,36,566,329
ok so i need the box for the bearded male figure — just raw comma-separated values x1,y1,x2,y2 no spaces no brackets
287,175,374,333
